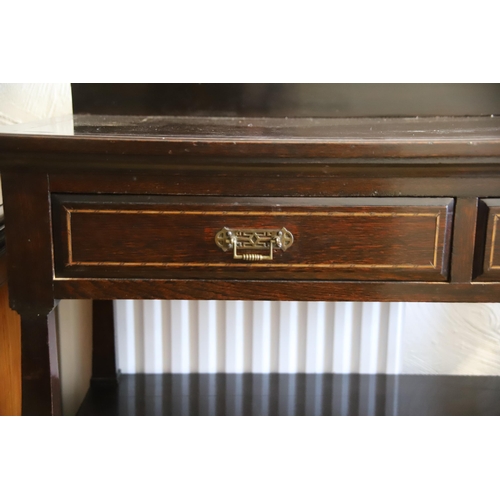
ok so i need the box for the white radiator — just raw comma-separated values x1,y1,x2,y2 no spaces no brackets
115,300,405,374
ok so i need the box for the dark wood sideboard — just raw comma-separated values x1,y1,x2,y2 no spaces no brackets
1,84,500,416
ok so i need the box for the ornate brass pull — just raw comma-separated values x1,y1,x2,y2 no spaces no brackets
215,227,294,261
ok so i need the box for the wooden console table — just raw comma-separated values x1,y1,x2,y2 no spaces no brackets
2,104,500,415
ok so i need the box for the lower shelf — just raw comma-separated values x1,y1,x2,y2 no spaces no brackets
77,374,500,416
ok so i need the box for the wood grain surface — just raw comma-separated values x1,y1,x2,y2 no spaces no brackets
76,373,500,416
1,173,59,415
1,84,500,415
477,199,500,281
91,300,119,387
0,255,21,416
53,279,500,303
1,115,500,160
52,195,453,282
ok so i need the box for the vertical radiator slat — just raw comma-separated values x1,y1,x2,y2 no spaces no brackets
332,302,354,373
252,301,272,373
278,302,299,373
198,301,217,373
359,302,382,374
225,301,245,373
161,301,172,373
143,300,162,373
386,302,405,374
305,302,326,373
170,301,191,373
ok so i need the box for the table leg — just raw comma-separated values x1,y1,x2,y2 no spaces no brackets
91,300,119,386
2,172,59,415
20,309,61,416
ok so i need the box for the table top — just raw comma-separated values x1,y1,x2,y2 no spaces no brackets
1,114,500,160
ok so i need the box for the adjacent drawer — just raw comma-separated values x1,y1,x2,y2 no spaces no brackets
477,199,500,281
52,195,454,281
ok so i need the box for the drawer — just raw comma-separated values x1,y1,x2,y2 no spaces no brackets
476,199,500,281
52,195,454,281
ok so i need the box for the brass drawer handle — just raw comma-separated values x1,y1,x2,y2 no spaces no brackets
215,227,294,261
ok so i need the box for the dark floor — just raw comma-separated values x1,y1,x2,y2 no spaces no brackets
77,374,500,416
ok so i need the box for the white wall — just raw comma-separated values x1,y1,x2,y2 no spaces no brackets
0,83,71,126
2,83,500,413
402,303,500,375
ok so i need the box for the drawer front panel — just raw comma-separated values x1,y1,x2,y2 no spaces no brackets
52,195,454,281
477,199,500,281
